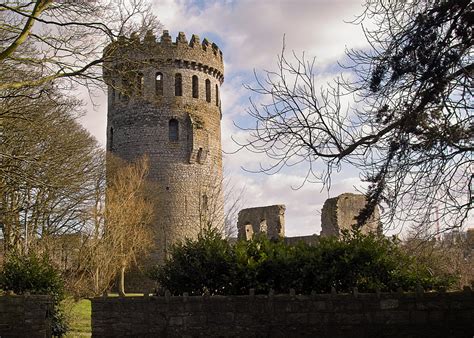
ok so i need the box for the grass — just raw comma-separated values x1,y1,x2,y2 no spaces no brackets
64,298,91,337
107,292,145,297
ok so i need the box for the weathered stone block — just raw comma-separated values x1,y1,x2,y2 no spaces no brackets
410,310,428,323
169,316,184,326
380,299,399,310
287,312,308,324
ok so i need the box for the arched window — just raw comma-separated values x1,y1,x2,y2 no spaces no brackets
155,72,163,96
245,223,253,240
215,84,219,106
175,73,182,96
169,119,179,141
259,219,267,234
205,79,211,102
192,75,199,98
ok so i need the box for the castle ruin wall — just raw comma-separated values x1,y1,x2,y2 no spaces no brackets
320,193,381,237
237,205,285,240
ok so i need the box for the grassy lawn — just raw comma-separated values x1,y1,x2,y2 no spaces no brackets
107,292,145,297
64,298,91,337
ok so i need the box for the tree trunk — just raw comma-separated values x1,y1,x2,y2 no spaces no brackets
118,264,126,296
94,267,100,295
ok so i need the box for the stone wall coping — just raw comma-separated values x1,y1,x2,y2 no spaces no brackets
1,293,52,300
92,287,473,303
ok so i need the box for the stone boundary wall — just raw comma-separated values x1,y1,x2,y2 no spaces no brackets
0,294,52,337
92,289,474,337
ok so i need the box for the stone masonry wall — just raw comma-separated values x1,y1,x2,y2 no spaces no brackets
0,294,52,337
321,193,381,237
92,289,474,337
237,205,285,240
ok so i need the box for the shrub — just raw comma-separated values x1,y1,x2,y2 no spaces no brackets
305,231,456,293
0,252,68,336
150,230,457,296
151,229,236,296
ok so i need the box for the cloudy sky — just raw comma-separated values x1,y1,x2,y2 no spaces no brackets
80,0,375,236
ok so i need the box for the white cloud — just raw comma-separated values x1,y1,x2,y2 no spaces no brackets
154,0,368,70
78,87,107,147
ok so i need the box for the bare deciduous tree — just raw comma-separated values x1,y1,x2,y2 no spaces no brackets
196,166,245,239
72,155,155,296
105,155,155,295
0,86,102,253
0,0,163,255
0,1,163,210
236,0,473,234
0,0,161,95
403,230,474,288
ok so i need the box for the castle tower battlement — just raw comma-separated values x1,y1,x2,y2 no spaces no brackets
104,30,224,84
104,31,224,262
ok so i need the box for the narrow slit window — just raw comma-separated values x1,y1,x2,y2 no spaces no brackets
215,84,219,106
192,75,199,98
175,73,182,96
205,79,211,102
155,72,163,96
197,147,203,163
169,119,179,141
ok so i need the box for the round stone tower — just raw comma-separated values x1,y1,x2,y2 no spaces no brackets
103,30,224,261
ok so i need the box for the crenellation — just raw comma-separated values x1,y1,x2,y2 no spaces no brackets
202,38,210,50
130,31,140,42
176,31,187,44
211,42,219,56
161,30,172,44
190,34,200,47
104,31,224,86
118,35,126,44
144,30,155,44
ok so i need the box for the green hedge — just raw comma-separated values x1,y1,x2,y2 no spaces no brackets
150,230,456,296
0,252,68,336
